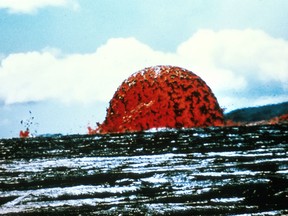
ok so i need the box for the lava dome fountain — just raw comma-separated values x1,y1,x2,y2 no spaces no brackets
93,65,224,133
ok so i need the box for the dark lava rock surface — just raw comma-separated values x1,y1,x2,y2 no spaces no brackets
0,125,288,215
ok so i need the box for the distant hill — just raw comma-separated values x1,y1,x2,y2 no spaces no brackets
224,101,288,123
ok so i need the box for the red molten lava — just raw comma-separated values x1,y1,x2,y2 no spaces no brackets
91,65,224,134
19,129,29,138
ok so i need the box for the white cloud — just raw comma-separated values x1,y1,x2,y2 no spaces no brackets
0,0,79,13
0,29,287,111
177,29,288,91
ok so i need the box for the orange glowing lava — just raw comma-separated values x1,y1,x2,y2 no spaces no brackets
90,65,224,134
19,129,30,138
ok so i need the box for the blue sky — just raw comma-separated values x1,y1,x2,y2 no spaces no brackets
0,0,288,138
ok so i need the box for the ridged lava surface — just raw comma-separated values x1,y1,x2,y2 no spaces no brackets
97,65,224,133
1,125,288,215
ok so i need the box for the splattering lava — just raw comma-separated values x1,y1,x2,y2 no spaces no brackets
19,129,29,138
90,65,224,134
19,111,35,138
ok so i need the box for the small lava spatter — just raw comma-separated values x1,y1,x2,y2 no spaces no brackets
93,65,224,133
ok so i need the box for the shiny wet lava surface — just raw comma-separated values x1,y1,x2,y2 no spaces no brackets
0,125,288,215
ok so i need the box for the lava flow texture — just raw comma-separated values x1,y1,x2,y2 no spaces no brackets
92,65,224,134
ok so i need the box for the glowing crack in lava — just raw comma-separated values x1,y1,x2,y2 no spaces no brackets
91,65,224,134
